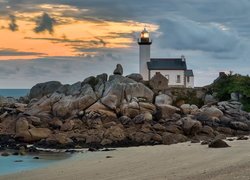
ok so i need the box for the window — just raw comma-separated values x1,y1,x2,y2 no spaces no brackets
176,75,181,83
187,76,190,83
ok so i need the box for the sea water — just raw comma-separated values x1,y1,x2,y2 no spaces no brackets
0,152,72,176
0,89,30,98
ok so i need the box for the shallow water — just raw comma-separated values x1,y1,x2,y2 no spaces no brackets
0,152,71,176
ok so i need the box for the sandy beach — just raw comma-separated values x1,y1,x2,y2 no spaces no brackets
1,138,250,180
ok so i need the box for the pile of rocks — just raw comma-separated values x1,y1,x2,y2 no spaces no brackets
0,64,249,149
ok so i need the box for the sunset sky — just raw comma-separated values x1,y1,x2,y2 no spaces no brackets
0,0,250,88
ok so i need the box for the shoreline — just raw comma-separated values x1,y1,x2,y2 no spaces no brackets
1,138,250,180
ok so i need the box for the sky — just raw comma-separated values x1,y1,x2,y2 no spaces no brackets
0,0,250,88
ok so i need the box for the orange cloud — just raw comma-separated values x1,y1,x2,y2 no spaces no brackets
0,7,158,61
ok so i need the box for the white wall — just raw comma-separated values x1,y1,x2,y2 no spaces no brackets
139,45,150,80
150,70,185,87
186,76,194,88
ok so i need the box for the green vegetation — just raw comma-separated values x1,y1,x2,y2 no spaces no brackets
211,73,250,112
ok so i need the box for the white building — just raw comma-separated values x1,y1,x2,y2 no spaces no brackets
138,28,194,88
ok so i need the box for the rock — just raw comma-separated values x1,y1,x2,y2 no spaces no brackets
139,102,156,115
104,126,125,142
181,117,202,136
29,81,62,99
119,116,132,125
133,114,146,124
57,82,82,96
33,156,40,159
165,125,183,134
14,160,23,162
86,118,102,129
156,104,180,119
140,123,152,133
19,146,26,155
113,64,123,75
100,95,118,110
218,101,243,112
180,104,191,114
155,93,173,105
0,96,17,107
1,152,10,156
88,147,98,152
0,111,8,122
28,128,52,141
86,102,117,120
53,84,97,118
199,126,214,137
201,141,209,145
49,118,63,129
60,120,74,131
133,132,152,144
214,134,227,140
149,72,168,92
191,139,200,143
237,136,248,140
96,73,108,82
230,121,249,131
153,123,166,131
208,139,230,148
121,101,140,118
46,133,73,145
216,127,233,135
126,73,143,82
108,75,136,84
86,135,102,144
26,116,41,126
143,112,153,121
201,106,223,119
101,139,113,146
103,122,116,129
14,103,28,113
15,118,29,134
231,92,240,101
132,112,152,124
162,133,188,145
152,134,162,143
124,83,154,103
190,105,199,115
204,94,217,105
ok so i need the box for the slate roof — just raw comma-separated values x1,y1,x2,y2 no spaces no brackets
147,58,187,70
185,69,194,77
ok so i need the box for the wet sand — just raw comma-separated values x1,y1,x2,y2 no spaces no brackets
1,138,250,180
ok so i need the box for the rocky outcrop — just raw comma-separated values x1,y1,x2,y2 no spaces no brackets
29,81,62,99
155,93,173,105
0,65,250,150
126,73,143,82
0,96,17,107
156,104,180,119
113,64,123,75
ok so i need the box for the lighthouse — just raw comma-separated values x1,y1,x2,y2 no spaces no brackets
138,28,152,80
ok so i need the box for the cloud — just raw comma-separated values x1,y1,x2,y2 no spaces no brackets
34,12,56,34
158,17,240,54
0,48,46,56
8,14,18,31
0,53,138,88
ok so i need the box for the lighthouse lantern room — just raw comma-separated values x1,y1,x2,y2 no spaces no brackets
138,28,152,80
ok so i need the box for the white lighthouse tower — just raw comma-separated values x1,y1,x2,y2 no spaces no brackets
138,28,152,80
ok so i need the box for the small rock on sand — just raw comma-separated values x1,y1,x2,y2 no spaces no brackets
208,139,230,148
